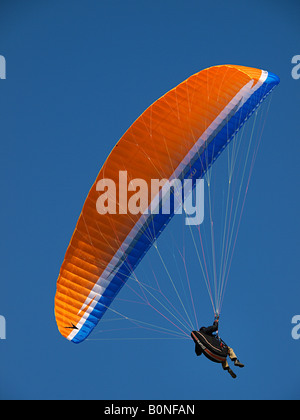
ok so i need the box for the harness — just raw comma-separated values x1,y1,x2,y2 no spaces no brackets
191,330,229,363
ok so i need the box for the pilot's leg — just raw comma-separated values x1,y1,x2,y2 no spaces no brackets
222,359,229,370
228,347,237,360
222,358,236,378
228,347,244,368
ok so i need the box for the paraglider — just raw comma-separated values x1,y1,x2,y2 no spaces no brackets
54,64,280,344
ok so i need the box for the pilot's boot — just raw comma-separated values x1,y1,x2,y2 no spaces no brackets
227,368,237,379
234,359,244,368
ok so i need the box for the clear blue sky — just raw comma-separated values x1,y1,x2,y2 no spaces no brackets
0,0,299,400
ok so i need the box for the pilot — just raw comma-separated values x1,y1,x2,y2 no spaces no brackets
198,317,244,378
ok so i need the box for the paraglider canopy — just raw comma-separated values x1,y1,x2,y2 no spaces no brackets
54,65,280,343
